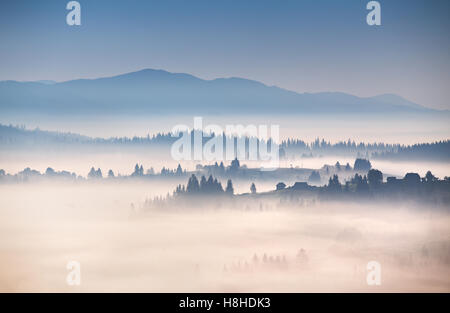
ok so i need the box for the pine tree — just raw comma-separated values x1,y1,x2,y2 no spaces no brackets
187,174,200,193
133,163,140,176
226,179,234,195
200,175,207,192
88,167,96,179
250,183,256,194
176,164,183,175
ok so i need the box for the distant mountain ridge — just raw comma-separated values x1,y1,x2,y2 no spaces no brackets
0,69,439,115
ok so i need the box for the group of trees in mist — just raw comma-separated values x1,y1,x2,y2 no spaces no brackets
141,166,449,212
0,155,357,184
280,138,450,161
86,163,187,179
371,141,450,161
2,124,449,161
0,163,188,183
314,169,450,204
0,158,249,183
0,167,80,182
196,158,244,177
1,154,449,206
0,159,246,184
353,158,372,171
0,124,272,152
174,174,234,196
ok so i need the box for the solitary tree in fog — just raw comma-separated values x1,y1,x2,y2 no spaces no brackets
230,158,240,173
176,164,183,175
133,164,140,176
88,167,97,179
226,179,234,195
108,169,115,178
250,182,256,194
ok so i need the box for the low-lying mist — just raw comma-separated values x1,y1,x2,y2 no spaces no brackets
0,181,449,292
1,150,449,180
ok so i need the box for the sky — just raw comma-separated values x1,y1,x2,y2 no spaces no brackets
0,0,449,109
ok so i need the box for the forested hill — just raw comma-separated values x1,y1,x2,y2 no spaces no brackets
1,124,449,161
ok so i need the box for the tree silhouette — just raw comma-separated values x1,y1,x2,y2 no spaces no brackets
186,174,200,193
176,164,183,175
327,174,341,192
354,158,372,172
133,164,140,176
207,175,214,192
230,158,240,172
250,183,256,194
308,171,321,183
88,167,99,179
276,182,286,190
200,175,207,191
368,169,383,186
425,171,437,183
404,173,421,185
45,167,56,176
225,179,234,195
345,163,351,171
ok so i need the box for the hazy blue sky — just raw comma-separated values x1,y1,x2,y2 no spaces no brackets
0,0,449,109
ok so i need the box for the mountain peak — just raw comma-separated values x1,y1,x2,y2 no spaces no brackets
0,69,438,115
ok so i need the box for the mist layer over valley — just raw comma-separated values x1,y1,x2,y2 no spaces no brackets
1,181,449,292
